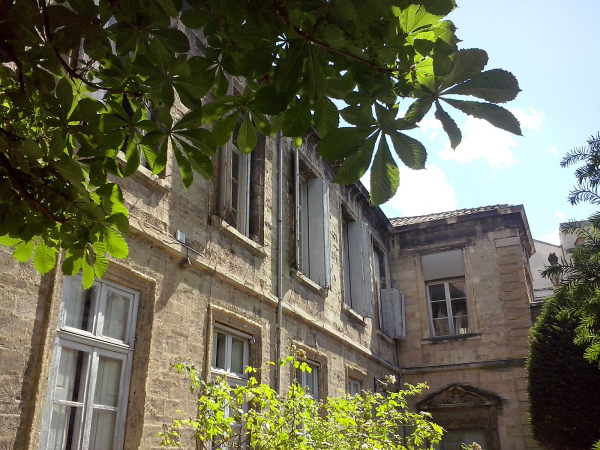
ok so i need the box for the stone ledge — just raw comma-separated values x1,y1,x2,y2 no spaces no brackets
211,215,267,258
292,270,329,297
420,333,483,345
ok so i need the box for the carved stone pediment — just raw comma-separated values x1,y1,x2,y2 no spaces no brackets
417,384,502,410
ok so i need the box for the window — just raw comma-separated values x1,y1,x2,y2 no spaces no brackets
435,428,487,450
341,211,373,317
422,249,468,337
294,150,331,288
41,276,138,450
211,325,251,383
295,362,319,399
348,379,362,396
219,124,251,236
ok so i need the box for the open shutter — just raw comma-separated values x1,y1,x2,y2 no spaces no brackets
293,149,301,270
307,177,330,287
218,146,230,219
381,288,405,339
361,223,373,318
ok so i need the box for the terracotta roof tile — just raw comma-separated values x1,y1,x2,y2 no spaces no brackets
389,204,512,227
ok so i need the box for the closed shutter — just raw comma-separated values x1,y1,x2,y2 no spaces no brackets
293,149,301,270
307,177,331,288
362,222,373,318
380,288,405,339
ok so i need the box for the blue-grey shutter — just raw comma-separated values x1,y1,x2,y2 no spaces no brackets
380,288,405,339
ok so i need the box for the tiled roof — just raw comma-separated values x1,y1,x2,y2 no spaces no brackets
389,205,512,227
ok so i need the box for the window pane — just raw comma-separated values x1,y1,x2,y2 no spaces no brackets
451,299,468,317
449,281,465,299
428,284,447,301
230,337,245,375
214,332,227,370
48,404,83,450
89,409,117,450
94,356,123,407
55,348,89,403
102,288,131,341
64,283,98,332
305,368,316,396
431,301,448,318
433,318,451,336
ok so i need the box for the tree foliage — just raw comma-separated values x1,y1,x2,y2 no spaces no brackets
159,356,479,450
527,297,600,450
0,0,521,286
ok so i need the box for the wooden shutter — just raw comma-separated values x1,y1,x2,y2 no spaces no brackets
307,177,331,287
347,221,372,316
293,149,301,270
380,288,405,339
361,222,373,318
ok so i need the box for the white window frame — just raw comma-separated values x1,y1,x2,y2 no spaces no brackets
426,278,469,337
211,324,251,384
40,276,138,450
295,361,319,400
348,379,362,396
219,126,251,237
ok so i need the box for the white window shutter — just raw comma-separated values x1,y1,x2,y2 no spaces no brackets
380,288,405,339
361,222,373,318
294,149,301,270
347,221,366,315
307,177,330,287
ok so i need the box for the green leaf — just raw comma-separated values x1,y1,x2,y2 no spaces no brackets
439,48,488,91
82,261,94,289
0,235,21,247
105,227,129,258
237,116,257,154
174,128,217,155
105,213,130,235
274,41,308,91
93,241,108,278
403,98,434,125
304,47,326,99
253,84,294,116
314,97,339,137
434,101,461,149
370,137,399,206
33,240,57,274
442,98,522,135
151,28,190,53
442,69,521,103
212,113,239,146
173,142,194,189
332,136,377,185
13,240,35,262
389,132,427,170
319,127,373,161
180,141,213,179
340,105,375,128
62,253,84,276
281,99,311,137
180,8,211,29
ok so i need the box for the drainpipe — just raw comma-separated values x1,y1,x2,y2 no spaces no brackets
275,131,284,394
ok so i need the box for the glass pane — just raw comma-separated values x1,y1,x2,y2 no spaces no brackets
48,404,83,450
449,281,465,299
453,315,469,334
64,283,98,332
89,409,117,450
214,332,226,370
433,318,451,336
305,368,316,396
94,356,123,407
431,301,448,318
230,337,245,375
102,288,131,341
428,284,446,301
451,299,468,317
55,348,89,403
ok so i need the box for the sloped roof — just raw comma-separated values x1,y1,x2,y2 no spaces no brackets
389,204,512,227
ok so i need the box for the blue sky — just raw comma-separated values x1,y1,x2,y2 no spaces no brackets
375,0,600,244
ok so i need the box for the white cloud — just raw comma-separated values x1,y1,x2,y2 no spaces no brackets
546,146,557,155
364,165,459,217
543,229,560,245
556,210,565,220
435,108,544,169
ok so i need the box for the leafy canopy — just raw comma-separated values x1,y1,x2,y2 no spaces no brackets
0,0,521,286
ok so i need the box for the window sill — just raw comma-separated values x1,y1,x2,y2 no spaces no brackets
420,333,482,345
341,303,367,324
212,215,267,258
116,155,170,194
292,270,329,297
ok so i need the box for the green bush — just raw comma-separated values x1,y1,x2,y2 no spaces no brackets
527,297,600,450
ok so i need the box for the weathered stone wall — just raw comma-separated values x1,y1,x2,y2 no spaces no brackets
391,209,540,450
0,127,398,449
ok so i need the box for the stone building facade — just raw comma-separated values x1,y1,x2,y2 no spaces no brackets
390,205,541,450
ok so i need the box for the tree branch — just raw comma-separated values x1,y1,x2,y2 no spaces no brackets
0,152,67,225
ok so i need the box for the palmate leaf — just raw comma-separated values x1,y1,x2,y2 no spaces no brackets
439,48,488,91
443,69,520,103
442,98,522,135
389,131,427,169
281,98,311,138
13,240,35,262
180,141,213,179
319,127,374,161
33,240,57,274
172,140,194,188
434,101,461,149
314,97,340,137
370,137,399,206
105,226,128,258
212,113,239,146
403,98,433,125
237,116,257,154
332,135,377,185
92,241,109,278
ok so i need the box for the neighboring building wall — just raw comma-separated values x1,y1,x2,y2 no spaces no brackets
390,206,541,450
0,123,398,448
